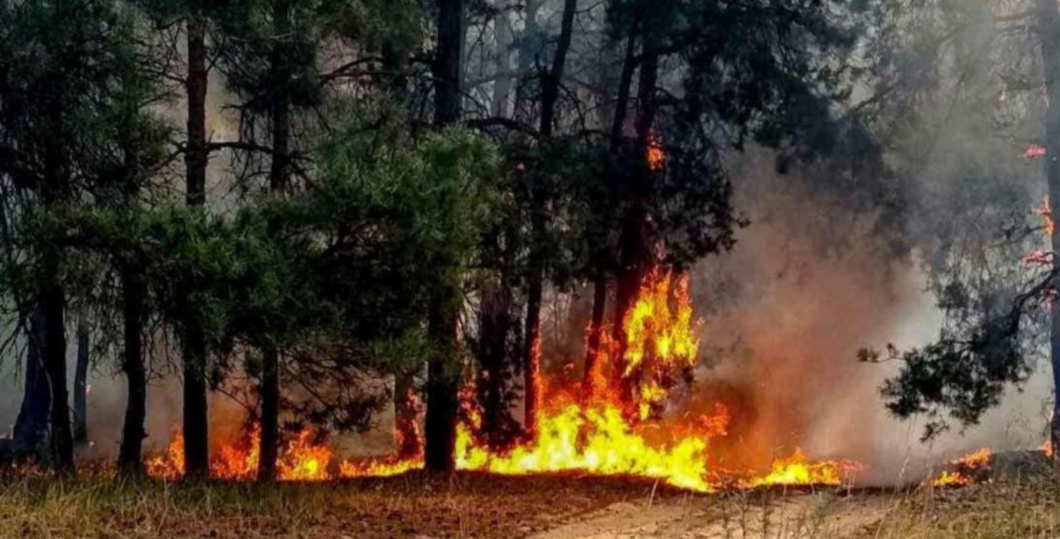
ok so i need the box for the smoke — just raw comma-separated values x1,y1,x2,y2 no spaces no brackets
681,149,1052,485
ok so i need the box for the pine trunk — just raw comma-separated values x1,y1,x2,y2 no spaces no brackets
258,0,292,483
423,0,465,474
424,297,459,473
41,286,73,473
13,305,50,452
613,22,658,412
73,320,88,443
522,0,579,432
118,269,147,474
1036,0,1060,456
182,14,211,479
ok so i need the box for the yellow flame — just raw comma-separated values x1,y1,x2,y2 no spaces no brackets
929,448,992,488
147,424,333,482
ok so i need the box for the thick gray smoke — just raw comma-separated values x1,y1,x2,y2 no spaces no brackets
683,150,1053,485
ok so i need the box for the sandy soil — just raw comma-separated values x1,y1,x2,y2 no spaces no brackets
531,490,893,539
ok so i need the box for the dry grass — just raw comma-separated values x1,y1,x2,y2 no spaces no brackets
1,469,1059,538
0,471,679,538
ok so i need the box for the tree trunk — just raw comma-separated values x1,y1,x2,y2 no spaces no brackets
423,0,465,474
522,0,579,433
182,14,211,479
118,268,147,474
41,286,73,473
490,2,513,118
434,0,465,126
13,304,50,452
581,274,608,397
477,277,516,449
512,0,543,124
580,22,636,402
613,21,658,412
424,296,459,473
258,0,292,483
1035,0,1060,456
73,320,88,443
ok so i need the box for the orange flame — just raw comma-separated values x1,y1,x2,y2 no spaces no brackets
929,448,992,487
741,449,855,488
1024,144,1048,159
647,134,665,171
147,424,333,482
150,269,860,492
1036,195,1054,236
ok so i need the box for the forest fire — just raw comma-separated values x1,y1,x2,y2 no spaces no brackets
146,270,861,492
147,424,333,482
929,448,992,487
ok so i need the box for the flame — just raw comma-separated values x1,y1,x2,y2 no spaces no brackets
618,270,699,420
647,134,665,170
1024,144,1048,159
455,398,717,492
148,269,859,492
147,424,333,481
1036,195,1054,236
1043,439,1054,458
741,449,855,488
145,431,185,481
929,448,992,487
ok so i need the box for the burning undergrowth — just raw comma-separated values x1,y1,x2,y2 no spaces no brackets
145,267,863,492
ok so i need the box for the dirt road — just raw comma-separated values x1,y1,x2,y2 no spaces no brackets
532,490,893,539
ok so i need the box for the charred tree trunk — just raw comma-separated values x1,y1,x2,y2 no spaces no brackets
41,286,73,473
73,320,88,443
423,0,465,474
477,276,516,449
13,305,50,452
582,20,638,399
118,268,147,474
182,14,211,479
258,0,292,483
613,22,659,411
522,0,579,432
425,296,459,473
1035,0,1060,456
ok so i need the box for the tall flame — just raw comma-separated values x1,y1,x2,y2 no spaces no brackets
149,270,859,492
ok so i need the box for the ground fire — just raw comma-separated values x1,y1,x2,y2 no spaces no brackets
147,269,861,492
928,448,993,488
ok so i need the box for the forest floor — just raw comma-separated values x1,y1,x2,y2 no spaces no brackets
0,469,1058,539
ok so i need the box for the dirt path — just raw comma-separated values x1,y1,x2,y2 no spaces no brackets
531,490,893,539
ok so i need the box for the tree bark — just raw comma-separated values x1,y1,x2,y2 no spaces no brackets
522,0,579,433
424,0,465,473
73,320,88,443
118,268,147,474
613,19,658,412
182,14,211,479
1035,0,1060,456
581,274,608,397
581,23,636,400
13,305,50,452
490,2,513,118
41,286,73,473
258,0,292,483
477,276,516,449
424,295,459,473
